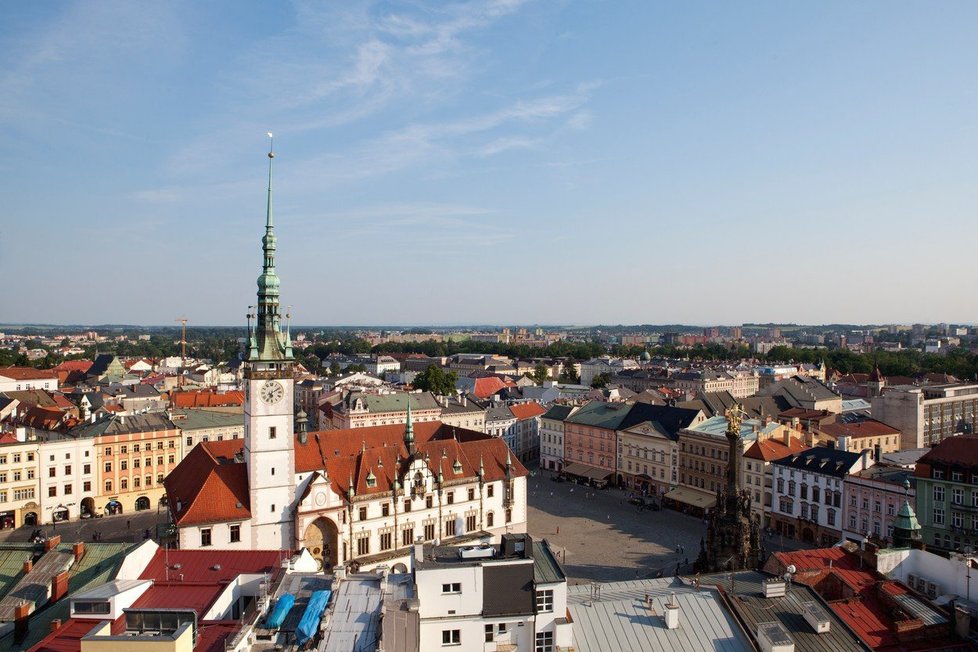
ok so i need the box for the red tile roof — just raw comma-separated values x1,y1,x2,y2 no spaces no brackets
51,360,93,373
139,548,286,584
164,440,250,526
170,390,244,409
510,402,546,421
744,435,809,461
472,377,507,398
0,366,57,381
918,435,978,468
778,408,835,422
819,419,900,440
30,618,121,652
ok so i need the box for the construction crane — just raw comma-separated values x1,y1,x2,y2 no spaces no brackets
175,316,188,387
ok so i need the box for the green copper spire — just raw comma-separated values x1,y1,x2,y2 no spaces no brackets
404,397,415,454
249,133,293,362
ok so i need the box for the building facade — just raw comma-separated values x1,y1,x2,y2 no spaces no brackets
873,384,978,449
843,465,915,544
538,404,576,472
914,435,978,552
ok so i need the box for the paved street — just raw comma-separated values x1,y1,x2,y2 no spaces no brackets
0,508,167,546
525,472,805,584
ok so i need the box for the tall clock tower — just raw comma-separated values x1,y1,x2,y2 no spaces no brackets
243,137,296,550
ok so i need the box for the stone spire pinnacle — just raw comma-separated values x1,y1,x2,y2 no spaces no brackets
405,397,416,456
249,134,293,363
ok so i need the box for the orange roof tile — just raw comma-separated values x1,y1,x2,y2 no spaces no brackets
0,366,57,381
744,435,809,461
510,402,546,420
164,440,250,526
171,390,244,408
819,419,900,440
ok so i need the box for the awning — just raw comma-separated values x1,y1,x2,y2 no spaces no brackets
563,462,613,482
664,487,716,510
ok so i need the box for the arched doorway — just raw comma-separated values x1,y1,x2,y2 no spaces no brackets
23,512,37,526
801,527,815,543
302,517,339,570
391,562,408,573
135,497,151,511
106,500,122,516
52,507,69,523
81,497,95,518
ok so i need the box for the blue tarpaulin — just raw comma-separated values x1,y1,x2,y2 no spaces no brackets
265,593,295,629
295,590,331,646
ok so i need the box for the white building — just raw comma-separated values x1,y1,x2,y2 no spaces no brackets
0,367,58,393
0,430,40,529
539,404,577,472
769,447,873,546
37,431,98,523
414,534,572,652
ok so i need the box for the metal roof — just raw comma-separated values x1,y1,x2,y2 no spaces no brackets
323,574,383,652
70,579,150,600
567,578,752,652
698,572,870,652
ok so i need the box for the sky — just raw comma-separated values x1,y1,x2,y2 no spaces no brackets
3,1,978,327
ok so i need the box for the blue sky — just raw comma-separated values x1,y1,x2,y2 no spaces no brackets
3,1,978,326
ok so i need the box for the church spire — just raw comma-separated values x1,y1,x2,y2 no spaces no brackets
250,133,293,362
405,397,416,456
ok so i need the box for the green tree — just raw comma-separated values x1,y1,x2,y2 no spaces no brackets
559,362,580,383
591,372,611,388
329,361,341,376
413,365,459,395
530,363,550,385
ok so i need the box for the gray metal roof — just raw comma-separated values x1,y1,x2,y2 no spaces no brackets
70,578,152,600
323,574,383,652
170,408,244,432
698,572,870,652
567,578,752,652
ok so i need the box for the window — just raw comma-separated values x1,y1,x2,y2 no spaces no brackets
145,457,151,467
954,471,964,482
359,507,367,521
953,512,963,529
201,529,212,546
487,511,495,527
536,589,554,612
168,455,175,464
468,488,475,501
401,527,414,546
133,477,140,488
156,456,163,466
935,508,945,526
382,503,390,517
157,473,164,484
121,461,128,471
48,467,57,478
145,475,152,487
535,632,554,652
12,454,19,463
83,464,91,475
827,508,835,526
506,508,512,524
404,500,411,513
105,481,112,493
14,489,34,501
133,459,140,469
874,500,882,513
157,442,163,450
380,531,392,551
441,630,460,646
48,486,57,497
447,491,454,505
121,479,128,490
954,488,964,505
424,521,436,540
425,496,433,509
445,518,456,536
466,514,477,532
442,582,461,594
935,469,945,480
357,536,370,556
487,485,494,498
271,504,276,513
269,427,277,439
485,624,495,643
935,486,946,502
133,444,140,453
121,445,128,454
0,472,5,483
12,471,19,481
169,440,176,449
186,437,193,447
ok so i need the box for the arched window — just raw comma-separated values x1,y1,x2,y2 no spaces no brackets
487,512,494,527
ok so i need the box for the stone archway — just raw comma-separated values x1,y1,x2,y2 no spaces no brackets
303,517,339,570
135,497,151,511
81,497,95,518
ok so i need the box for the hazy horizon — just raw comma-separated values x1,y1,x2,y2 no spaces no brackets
4,2,978,325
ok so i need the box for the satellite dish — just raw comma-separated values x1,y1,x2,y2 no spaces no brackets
786,564,797,574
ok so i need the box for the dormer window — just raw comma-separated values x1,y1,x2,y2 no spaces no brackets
366,470,377,488
453,459,463,474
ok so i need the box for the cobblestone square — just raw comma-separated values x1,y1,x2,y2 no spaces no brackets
526,472,803,583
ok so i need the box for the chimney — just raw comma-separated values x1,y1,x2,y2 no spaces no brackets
50,619,62,633
791,417,800,431
23,559,32,574
14,602,30,643
50,571,69,604
663,593,680,629
413,542,424,568
45,535,62,552
783,429,792,446
861,449,870,470
72,542,85,563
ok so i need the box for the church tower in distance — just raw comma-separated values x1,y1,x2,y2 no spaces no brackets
243,135,296,550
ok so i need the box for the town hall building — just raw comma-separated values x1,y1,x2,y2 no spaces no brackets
164,145,528,570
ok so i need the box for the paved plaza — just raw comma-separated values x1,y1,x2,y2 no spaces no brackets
525,472,804,584
0,508,165,546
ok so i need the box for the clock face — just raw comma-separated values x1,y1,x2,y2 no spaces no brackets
259,380,285,405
